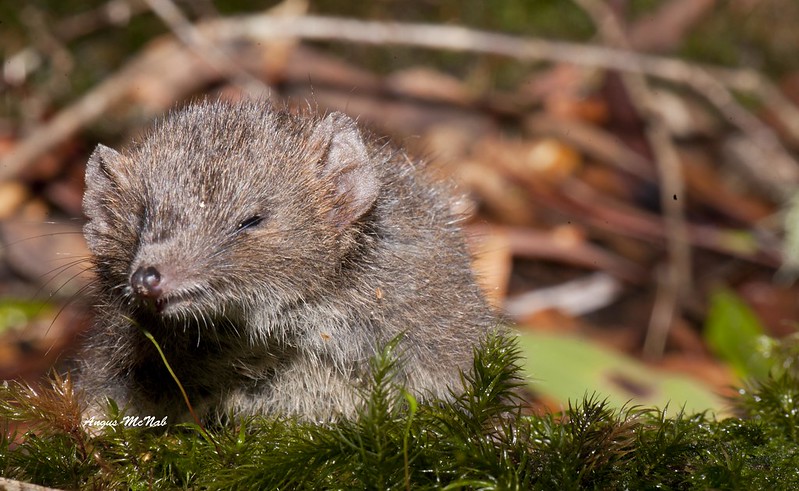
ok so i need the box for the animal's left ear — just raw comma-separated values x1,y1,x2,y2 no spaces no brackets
309,112,380,229
83,144,130,254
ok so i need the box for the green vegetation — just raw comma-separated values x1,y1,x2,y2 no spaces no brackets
518,331,725,416
0,299,53,336
2,332,799,490
704,288,776,381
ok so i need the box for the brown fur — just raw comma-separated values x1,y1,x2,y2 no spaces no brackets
78,100,497,422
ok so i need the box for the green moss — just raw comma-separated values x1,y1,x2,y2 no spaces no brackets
3,333,799,489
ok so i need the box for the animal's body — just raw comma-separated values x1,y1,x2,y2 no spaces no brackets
78,100,496,422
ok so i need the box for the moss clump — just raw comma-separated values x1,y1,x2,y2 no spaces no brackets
2,333,799,490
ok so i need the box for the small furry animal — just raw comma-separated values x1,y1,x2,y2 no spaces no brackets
78,99,497,422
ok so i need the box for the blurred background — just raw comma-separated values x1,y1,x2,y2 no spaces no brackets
2,0,799,416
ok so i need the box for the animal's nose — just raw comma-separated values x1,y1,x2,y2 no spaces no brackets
131,266,162,299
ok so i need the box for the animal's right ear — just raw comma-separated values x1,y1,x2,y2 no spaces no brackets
308,113,380,229
83,144,127,220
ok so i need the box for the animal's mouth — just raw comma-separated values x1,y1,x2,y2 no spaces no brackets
137,292,192,315
154,297,169,313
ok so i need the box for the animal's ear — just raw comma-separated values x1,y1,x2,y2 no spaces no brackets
309,112,380,229
83,144,127,222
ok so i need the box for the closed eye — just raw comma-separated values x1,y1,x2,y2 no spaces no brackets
235,215,263,233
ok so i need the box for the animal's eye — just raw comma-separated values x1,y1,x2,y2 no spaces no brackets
235,215,263,232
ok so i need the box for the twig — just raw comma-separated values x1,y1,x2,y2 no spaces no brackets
140,0,269,95
3,13,797,191
470,223,649,284
2,0,148,89
627,0,717,53
0,62,145,182
229,14,799,196
55,0,147,40
0,23,257,182
493,149,780,267
524,114,656,182
572,0,691,359
579,176,778,264
710,66,799,145
18,7,75,83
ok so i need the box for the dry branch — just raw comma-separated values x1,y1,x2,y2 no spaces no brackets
3,13,797,198
572,0,691,358
2,0,148,89
141,0,271,94
225,14,799,197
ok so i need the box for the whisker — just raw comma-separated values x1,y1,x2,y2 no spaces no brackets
44,276,97,347
32,258,94,300
1,230,86,249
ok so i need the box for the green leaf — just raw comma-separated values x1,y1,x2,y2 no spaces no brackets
704,288,774,380
516,331,725,416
